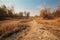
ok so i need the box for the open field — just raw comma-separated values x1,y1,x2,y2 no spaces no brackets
0,18,60,40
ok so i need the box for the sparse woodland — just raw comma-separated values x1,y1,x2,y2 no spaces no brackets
0,5,60,20
0,5,30,20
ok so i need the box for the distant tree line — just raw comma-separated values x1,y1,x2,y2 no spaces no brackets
40,6,60,19
0,5,30,20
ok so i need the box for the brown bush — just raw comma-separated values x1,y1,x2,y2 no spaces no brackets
40,6,60,19
53,6,60,18
40,7,54,19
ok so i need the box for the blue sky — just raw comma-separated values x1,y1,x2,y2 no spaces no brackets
0,0,60,16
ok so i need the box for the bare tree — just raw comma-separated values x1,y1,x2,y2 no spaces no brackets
54,6,60,17
27,12,30,18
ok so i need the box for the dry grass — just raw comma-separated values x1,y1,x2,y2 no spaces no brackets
0,17,60,40
35,17,60,28
0,20,19,38
0,19,31,39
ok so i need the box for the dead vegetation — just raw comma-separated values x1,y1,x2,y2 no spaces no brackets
40,6,60,19
35,18,60,28
0,19,31,40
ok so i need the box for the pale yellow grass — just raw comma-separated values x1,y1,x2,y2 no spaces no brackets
0,20,20,38
0,19,32,39
35,17,60,28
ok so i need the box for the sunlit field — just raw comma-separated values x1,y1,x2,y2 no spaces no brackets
0,0,60,40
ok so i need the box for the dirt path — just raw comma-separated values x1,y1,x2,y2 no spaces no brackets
14,20,60,40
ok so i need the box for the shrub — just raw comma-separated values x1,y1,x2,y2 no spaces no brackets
40,7,54,19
